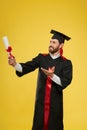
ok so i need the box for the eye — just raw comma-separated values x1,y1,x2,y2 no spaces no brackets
53,41,56,44
50,40,52,43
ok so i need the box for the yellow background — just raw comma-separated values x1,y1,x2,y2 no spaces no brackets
0,0,87,130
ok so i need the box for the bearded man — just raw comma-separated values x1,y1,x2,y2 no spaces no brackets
8,29,73,130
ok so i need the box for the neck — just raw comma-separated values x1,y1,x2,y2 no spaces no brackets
49,51,60,59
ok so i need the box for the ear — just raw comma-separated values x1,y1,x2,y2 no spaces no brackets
59,43,64,48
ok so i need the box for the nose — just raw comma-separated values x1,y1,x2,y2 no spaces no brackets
49,43,53,48
50,41,53,46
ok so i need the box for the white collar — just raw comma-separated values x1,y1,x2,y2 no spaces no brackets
49,53,60,59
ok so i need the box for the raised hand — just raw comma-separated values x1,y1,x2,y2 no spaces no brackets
8,57,17,67
41,66,55,78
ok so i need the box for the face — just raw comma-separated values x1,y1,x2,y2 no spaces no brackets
49,39,62,54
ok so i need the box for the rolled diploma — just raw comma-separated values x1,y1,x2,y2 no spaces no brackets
2,36,10,49
2,36,14,58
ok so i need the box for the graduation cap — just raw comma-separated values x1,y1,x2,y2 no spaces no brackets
50,29,71,43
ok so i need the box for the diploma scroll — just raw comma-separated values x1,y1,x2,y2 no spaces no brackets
2,36,14,58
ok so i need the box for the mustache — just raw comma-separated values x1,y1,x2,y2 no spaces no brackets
49,46,54,49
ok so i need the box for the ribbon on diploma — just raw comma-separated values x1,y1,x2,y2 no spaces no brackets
6,46,14,58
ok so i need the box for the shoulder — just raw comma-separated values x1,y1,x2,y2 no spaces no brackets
38,53,49,57
60,56,72,67
34,53,49,60
40,53,49,56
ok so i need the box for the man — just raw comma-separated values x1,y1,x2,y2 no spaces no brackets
8,29,73,130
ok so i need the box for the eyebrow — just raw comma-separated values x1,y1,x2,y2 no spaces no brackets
50,39,57,42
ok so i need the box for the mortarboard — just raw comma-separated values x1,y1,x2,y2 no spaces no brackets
50,29,71,43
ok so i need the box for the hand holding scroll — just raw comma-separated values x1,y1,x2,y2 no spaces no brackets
2,36,17,67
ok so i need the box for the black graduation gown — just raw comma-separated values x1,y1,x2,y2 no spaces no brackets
16,53,72,130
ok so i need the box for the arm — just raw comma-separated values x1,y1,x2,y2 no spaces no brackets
51,74,62,86
14,63,22,72
41,60,73,89
59,60,73,89
41,66,62,86
8,54,40,77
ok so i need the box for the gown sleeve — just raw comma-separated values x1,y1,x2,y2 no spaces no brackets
14,63,22,72
59,60,73,89
16,54,40,77
51,74,62,86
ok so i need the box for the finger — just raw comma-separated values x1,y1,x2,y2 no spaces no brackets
41,68,49,73
52,66,55,71
41,68,49,75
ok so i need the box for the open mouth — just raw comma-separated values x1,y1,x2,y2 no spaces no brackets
49,46,54,49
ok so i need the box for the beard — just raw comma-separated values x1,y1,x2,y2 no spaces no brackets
49,46,59,54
